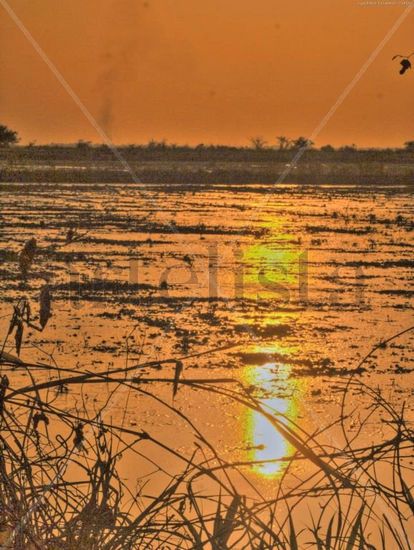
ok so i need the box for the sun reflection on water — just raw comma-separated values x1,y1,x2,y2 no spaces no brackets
237,227,305,478
244,362,302,478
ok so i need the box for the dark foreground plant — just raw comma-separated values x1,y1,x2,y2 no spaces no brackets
0,298,413,549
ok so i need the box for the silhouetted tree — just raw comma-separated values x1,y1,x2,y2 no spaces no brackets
147,139,168,150
320,144,335,152
291,136,314,150
404,140,414,152
338,144,357,153
0,124,19,146
276,136,291,150
250,137,267,150
76,140,92,149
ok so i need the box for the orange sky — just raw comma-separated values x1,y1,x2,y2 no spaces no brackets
0,0,413,147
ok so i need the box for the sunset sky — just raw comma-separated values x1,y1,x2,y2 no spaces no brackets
0,0,413,147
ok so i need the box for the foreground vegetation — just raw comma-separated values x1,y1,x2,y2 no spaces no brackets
0,299,413,548
0,235,413,549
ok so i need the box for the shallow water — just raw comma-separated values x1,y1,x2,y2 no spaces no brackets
0,182,413,486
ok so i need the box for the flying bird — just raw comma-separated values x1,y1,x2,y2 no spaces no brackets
392,53,414,75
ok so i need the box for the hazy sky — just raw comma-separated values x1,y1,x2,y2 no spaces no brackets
1,0,413,147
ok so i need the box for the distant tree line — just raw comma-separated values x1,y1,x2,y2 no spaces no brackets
1,123,414,155
71,136,414,154
37,136,414,154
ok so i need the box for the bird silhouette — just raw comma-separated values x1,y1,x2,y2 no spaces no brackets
392,53,414,75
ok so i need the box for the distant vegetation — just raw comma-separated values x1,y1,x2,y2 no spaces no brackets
0,122,413,158
0,124,19,147
1,137,414,161
0,124,413,184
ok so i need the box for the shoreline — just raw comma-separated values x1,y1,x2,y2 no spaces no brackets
1,165,413,185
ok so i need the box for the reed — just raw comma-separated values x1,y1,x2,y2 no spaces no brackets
0,239,412,549
0,294,413,548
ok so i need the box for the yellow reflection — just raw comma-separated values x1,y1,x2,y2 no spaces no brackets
239,243,304,302
244,362,301,478
237,225,306,478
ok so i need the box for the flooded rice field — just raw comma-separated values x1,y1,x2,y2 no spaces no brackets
0,181,413,485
